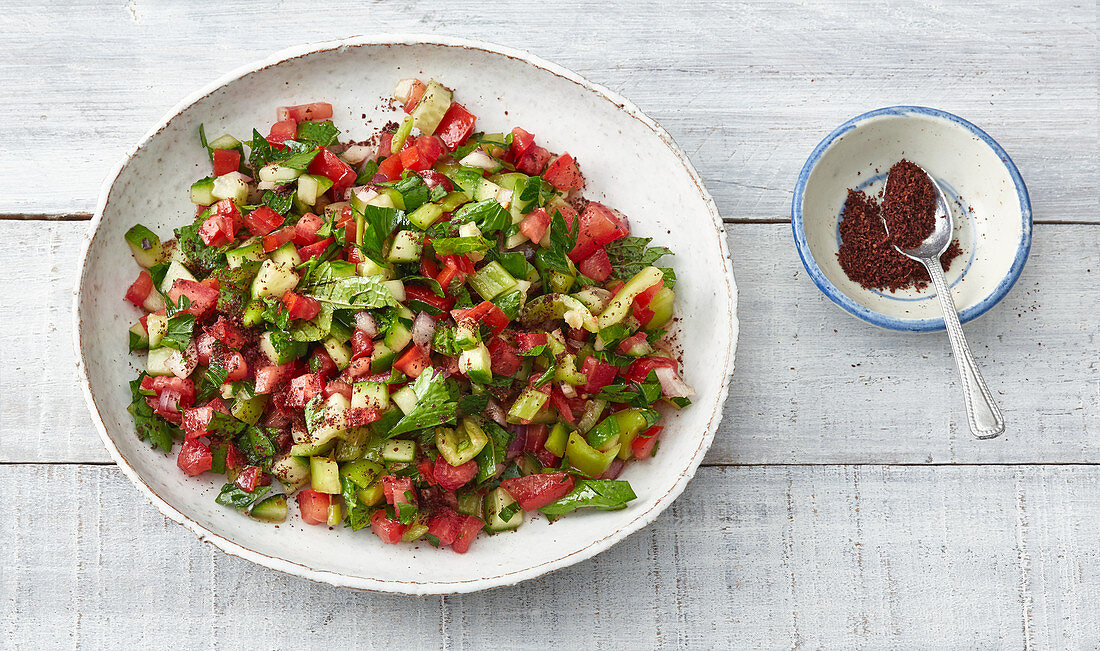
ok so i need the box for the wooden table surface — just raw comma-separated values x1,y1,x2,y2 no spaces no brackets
2,1,1097,648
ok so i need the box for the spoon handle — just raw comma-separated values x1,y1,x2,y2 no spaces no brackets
924,258,1005,439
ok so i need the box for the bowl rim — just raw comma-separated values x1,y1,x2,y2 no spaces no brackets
71,34,738,594
790,105,1032,332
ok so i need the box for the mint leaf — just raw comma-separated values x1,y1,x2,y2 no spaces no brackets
295,120,339,148
474,420,514,484
490,289,523,320
603,237,676,289
431,236,491,256
452,199,510,235
215,483,271,511
356,205,405,265
387,370,458,436
539,479,637,515
300,275,398,309
341,475,372,531
262,189,294,215
160,313,195,351
127,374,178,453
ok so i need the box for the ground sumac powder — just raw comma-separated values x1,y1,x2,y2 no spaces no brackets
882,160,937,249
836,163,962,293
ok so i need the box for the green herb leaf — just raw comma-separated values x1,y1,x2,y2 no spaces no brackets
490,289,524,320
295,120,339,148
127,374,178,453
539,479,637,515
603,237,676,289
240,426,277,468
300,274,398,309
452,199,511,235
431,236,491,256
475,420,514,484
356,205,406,265
388,370,458,437
174,222,227,277
457,393,490,417
341,475,372,531
402,275,445,297
356,159,379,185
159,312,196,351
261,189,294,215
215,483,271,511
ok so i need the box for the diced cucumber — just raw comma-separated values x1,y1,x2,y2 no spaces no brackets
473,178,507,204
260,331,305,364
391,385,418,415
643,287,675,330
391,116,414,154
211,173,249,203
288,439,335,458
438,191,470,212
507,388,550,423
458,343,492,384
190,177,216,205
352,382,390,411
571,287,613,314
146,347,175,376
469,261,517,301
146,312,169,348
226,240,265,269
545,422,570,458
369,342,398,373
435,419,489,466
381,439,416,463
258,162,304,184
142,289,165,313
241,299,264,327
358,484,385,506
484,487,523,532
208,133,241,150
548,270,575,294
408,203,444,230
453,323,480,350
456,491,483,518
386,230,423,263
296,173,334,206
158,260,197,294
327,501,343,526
410,80,453,135
309,456,341,494
128,321,149,350
356,257,392,278
231,393,269,426
383,279,406,302
124,225,165,268
384,321,412,353
598,266,664,329
322,337,352,370
310,393,350,446
341,459,385,488
250,259,300,300
269,241,302,268
249,495,288,523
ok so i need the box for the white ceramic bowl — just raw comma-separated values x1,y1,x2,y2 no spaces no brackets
792,106,1031,332
73,35,737,594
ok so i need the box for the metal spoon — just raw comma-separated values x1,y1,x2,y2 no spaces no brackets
883,165,1005,439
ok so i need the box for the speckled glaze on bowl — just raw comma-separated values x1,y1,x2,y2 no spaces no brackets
73,35,738,595
792,106,1032,332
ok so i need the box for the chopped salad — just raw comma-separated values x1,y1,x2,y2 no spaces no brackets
122,78,693,552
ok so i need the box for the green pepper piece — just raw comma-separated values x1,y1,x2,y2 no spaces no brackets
597,266,664,329
545,422,570,458
566,431,620,478
435,418,490,466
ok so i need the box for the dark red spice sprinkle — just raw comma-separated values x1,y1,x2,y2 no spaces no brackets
881,160,937,250
837,188,962,292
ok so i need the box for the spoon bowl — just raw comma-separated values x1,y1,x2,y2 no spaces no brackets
887,163,955,260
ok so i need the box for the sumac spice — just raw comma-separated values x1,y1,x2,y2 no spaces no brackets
836,159,961,292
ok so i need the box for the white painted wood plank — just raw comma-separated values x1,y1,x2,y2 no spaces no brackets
1,464,1096,648
1,220,1096,464
0,0,1094,222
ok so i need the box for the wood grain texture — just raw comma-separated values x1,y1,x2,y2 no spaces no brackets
0,0,1094,223
2,219,1096,464
1,463,1096,649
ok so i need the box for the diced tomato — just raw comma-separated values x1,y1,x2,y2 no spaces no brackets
376,133,394,160
450,515,485,554
570,202,629,262
222,350,249,382
370,509,408,544
146,376,196,408
510,127,535,158
212,147,241,176
195,331,216,365
417,169,454,192
125,270,153,307
343,220,356,245
262,225,296,252
524,424,549,453
198,200,242,247
167,279,219,319
415,136,444,169
225,444,246,470
457,300,509,336
282,291,321,320
293,212,324,245
276,102,333,122
516,145,551,176
398,144,423,171
200,276,220,292
323,379,352,401
402,80,427,113
426,508,463,547
486,338,522,376
298,489,331,525
551,204,579,233
542,153,584,191
441,254,476,274
267,119,297,147
298,237,334,260
241,205,283,237
435,102,477,150
434,457,479,491
404,285,454,314
500,472,576,511
206,316,249,348
351,329,375,361
623,356,678,383
616,332,649,355
578,249,613,282
634,279,663,309
234,465,272,493
515,332,548,354
307,148,356,193
631,425,663,459
181,398,229,440
581,356,618,393
393,345,431,379
436,265,465,294
377,154,404,181
419,256,440,279
176,439,213,477
382,476,416,506
519,207,552,243
345,406,381,427
285,373,324,409
418,460,438,486
550,390,575,423
342,357,374,382
308,347,338,379
254,362,295,394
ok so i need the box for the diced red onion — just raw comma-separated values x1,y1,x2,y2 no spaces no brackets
257,180,280,191
372,173,389,183
354,311,378,337
458,149,498,170
506,425,528,460
559,382,577,399
158,390,181,416
597,459,625,480
654,366,695,398
485,399,507,427
412,312,436,351
340,145,372,165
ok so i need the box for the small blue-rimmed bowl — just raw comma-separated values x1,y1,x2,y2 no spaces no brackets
792,106,1032,332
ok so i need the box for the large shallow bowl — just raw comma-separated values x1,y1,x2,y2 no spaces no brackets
73,35,738,594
